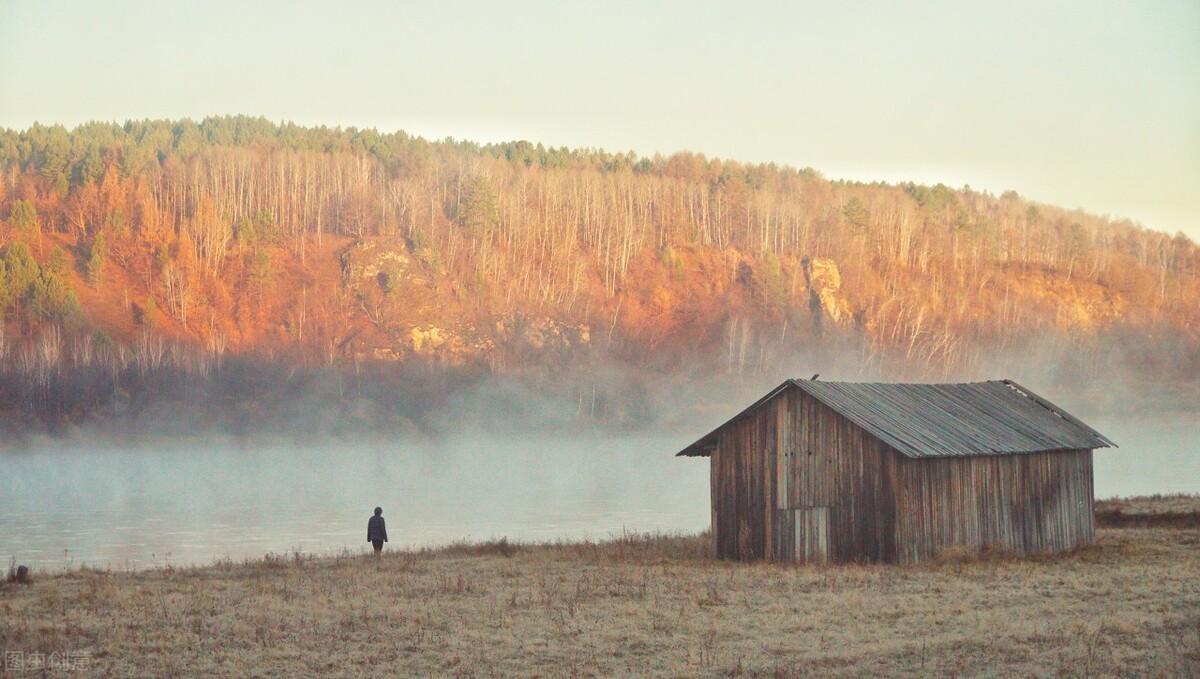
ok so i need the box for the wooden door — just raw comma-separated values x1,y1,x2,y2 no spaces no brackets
795,507,830,562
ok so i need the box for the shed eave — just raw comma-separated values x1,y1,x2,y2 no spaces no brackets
889,445,1108,460
675,435,718,457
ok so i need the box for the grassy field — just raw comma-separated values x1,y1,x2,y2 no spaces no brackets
3,499,1200,677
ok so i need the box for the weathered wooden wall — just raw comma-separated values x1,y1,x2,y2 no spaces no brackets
710,385,1096,564
711,394,779,560
712,389,900,563
894,449,1095,561
788,389,899,562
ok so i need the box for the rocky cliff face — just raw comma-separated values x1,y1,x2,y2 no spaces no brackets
341,237,590,365
803,257,852,328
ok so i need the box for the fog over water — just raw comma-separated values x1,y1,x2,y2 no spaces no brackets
0,434,709,571
1091,419,1200,498
0,418,1195,572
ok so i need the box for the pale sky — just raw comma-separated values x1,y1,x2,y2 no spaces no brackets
1,0,1197,240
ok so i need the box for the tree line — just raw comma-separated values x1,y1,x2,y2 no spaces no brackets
0,115,1197,429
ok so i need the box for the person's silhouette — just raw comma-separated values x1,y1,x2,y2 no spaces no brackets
367,506,388,555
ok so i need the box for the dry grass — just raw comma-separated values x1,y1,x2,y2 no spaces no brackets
2,517,1199,676
1096,493,1200,515
1096,494,1200,529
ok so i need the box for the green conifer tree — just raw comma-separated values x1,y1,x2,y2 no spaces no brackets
89,232,109,286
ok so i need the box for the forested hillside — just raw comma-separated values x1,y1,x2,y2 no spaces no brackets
0,116,1197,434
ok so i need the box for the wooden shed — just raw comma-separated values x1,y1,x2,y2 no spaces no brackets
677,379,1115,563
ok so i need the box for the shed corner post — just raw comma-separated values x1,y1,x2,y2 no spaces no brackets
710,446,719,557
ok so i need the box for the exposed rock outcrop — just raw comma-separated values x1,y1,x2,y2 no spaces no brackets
802,257,852,327
495,315,590,352
342,238,426,290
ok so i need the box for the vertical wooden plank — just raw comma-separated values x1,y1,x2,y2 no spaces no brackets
710,447,718,556
793,509,802,561
776,393,789,510
816,507,829,560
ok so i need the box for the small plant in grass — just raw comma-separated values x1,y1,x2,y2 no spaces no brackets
478,536,517,558
437,571,471,595
697,579,728,607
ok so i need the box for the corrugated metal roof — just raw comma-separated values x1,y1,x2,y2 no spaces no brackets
676,379,1115,458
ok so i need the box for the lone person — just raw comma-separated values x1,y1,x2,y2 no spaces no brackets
367,506,388,555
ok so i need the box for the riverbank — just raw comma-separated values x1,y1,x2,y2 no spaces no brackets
3,501,1199,677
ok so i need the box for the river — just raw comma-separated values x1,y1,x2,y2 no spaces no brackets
0,419,1196,571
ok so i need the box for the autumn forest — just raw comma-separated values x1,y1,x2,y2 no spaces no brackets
0,116,1197,436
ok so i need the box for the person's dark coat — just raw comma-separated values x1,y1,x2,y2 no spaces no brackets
367,515,388,543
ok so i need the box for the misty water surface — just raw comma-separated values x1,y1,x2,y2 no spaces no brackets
1,419,1197,571
0,434,709,571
